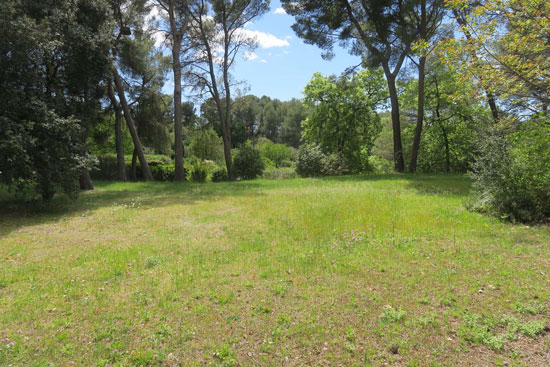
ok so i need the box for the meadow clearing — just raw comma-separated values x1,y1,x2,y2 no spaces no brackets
1,175,549,366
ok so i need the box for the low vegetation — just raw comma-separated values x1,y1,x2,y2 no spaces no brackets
1,175,549,366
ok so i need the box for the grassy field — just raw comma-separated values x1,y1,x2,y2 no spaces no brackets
1,175,549,366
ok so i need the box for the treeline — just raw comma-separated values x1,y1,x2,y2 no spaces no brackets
1,0,549,221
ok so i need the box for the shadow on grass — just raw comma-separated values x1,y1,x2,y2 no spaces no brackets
0,180,265,240
0,173,472,240
323,173,471,197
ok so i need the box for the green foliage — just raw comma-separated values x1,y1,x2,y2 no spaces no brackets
0,102,89,201
401,57,486,173
295,144,326,177
211,168,229,182
151,165,176,182
233,141,265,180
380,307,406,323
258,140,294,168
458,313,506,351
280,98,309,148
468,122,550,222
189,129,225,163
366,155,393,174
0,0,109,200
91,155,174,181
190,161,208,183
302,69,386,171
295,144,348,177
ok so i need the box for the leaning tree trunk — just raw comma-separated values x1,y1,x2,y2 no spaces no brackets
111,62,153,181
409,55,426,173
107,83,127,181
131,149,138,181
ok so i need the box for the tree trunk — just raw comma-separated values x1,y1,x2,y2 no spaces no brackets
79,169,94,190
409,0,427,173
131,148,137,181
107,82,127,181
221,124,233,178
168,5,185,181
385,71,405,172
486,92,499,122
409,55,426,173
222,28,234,179
111,61,153,181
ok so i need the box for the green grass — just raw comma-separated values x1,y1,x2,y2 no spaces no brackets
1,174,549,366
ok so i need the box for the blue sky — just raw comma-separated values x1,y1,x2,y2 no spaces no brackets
231,0,361,101
158,1,361,102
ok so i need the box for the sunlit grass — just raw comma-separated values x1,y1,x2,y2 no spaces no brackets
1,174,549,366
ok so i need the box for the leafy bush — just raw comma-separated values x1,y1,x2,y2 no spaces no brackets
233,141,265,180
150,164,176,181
211,168,229,182
365,155,393,174
0,102,89,200
296,144,351,177
468,122,550,222
258,140,294,168
190,161,208,183
296,144,326,177
189,129,225,163
321,153,349,176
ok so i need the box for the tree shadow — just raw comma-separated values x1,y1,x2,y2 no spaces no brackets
0,174,472,240
0,180,265,240
323,173,471,197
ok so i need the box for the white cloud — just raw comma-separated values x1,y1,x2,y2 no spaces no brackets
274,7,286,15
244,51,259,61
259,59,268,63
145,6,166,47
238,29,290,48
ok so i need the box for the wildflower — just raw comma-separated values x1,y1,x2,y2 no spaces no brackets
81,338,87,343
105,337,111,342
17,330,22,334
153,354,158,359
113,349,119,353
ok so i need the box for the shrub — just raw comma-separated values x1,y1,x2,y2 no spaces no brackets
467,122,550,222
211,168,229,182
233,141,265,180
365,155,393,174
150,164,175,181
189,129,225,163
190,161,208,183
258,140,294,168
0,103,89,201
321,153,349,176
296,144,326,177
